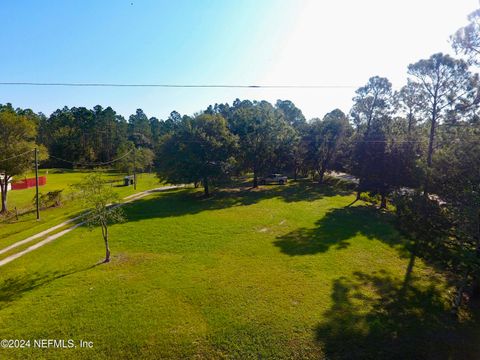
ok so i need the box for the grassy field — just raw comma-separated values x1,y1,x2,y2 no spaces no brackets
0,181,478,359
6,168,161,211
0,169,161,248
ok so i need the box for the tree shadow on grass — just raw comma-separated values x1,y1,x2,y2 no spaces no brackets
315,270,480,360
0,264,99,310
217,179,353,204
273,206,402,256
122,181,354,223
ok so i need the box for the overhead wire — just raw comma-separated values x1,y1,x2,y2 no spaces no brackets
0,150,33,163
47,148,134,167
0,82,356,89
0,148,134,167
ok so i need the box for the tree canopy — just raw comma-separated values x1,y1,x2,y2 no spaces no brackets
0,105,47,213
156,113,238,196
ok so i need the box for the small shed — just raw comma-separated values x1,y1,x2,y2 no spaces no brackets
124,175,134,186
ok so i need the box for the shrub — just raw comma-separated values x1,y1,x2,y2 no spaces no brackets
34,190,64,209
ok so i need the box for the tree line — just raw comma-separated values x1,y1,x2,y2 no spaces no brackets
1,8,480,313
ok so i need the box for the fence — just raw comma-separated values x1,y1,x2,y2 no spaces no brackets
11,176,47,190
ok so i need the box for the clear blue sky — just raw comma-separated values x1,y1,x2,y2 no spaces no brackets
1,0,478,120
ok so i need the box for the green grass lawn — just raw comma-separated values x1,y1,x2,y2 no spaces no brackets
7,168,161,211
0,182,478,359
0,169,162,248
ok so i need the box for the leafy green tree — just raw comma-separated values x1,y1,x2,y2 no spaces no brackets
275,99,307,129
147,112,183,147
41,107,80,166
77,174,125,263
40,105,130,167
156,113,238,196
354,118,391,207
384,117,423,190
205,103,232,120
350,76,393,199
279,130,307,181
275,100,308,179
431,124,480,306
452,9,480,65
396,125,480,312
365,117,422,208
398,53,476,300
351,76,393,134
407,53,474,196
229,100,294,187
395,81,427,135
0,106,47,213
128,109,152,147
305,109,350,183
114,142,154,174
72,107,96,163
92,105,126,162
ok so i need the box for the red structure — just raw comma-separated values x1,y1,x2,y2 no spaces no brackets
11,176,47,190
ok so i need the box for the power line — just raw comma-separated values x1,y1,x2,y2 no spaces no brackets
0,150,33,163
0,82,357,89
48,148,134,167
1,148,134,167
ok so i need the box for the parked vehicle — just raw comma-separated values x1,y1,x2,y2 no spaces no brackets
259,173,288,185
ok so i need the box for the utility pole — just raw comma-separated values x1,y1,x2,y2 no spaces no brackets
133,147,137,190
34,147,40,220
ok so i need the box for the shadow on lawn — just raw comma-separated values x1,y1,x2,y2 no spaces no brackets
122,181,353,223
273,206,402,255
0,264,99,310
315,270,480,359
218,179,353,204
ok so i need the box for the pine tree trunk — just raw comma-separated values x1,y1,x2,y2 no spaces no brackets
407,111,413,135
203,177,209,197
0,178,8,214
253,169,258,188
452,270,470,315
318,167,326,184
102,223,111,263
423,101,437,197
380,193,387,209
356,189,361,201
